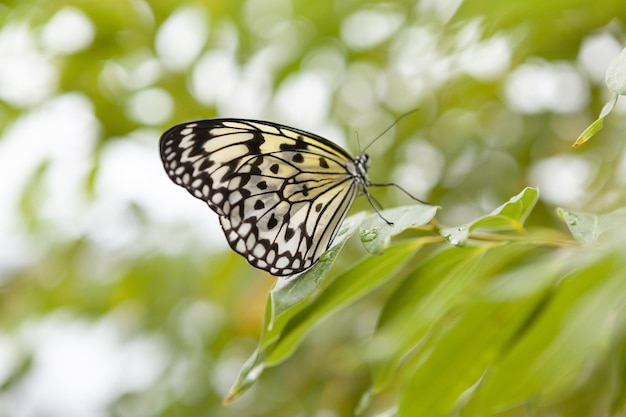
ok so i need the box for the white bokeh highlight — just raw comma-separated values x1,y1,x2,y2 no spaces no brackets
40,7,95,55
0,93,99,272
528,156,594,206
2,310,168,417
274,71,331,128
578,32,623,84
126,88,174,125
0,23,57,107
505,61,589,113
341,7,404,50
155,5,209,71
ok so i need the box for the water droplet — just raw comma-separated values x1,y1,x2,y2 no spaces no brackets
361,228,379,242
442,226,467,246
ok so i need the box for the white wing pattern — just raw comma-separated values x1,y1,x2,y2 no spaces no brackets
160,119,371,276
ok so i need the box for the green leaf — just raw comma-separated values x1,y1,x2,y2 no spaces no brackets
572,115,605,147
462,252,626,415
263,205,437,351
361,243,547,414
223,348,264,404
557,207,626,245
606,46,626,95
265,241,422,365
267,211,365,332
397,250,565,417
365,245,488,401
572,94,617,147
226,212,366,401
573,45,624,147
440,187,539,245
359,204,439,254
227,240,422,402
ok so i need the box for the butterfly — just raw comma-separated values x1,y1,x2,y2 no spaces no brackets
160,118,417,276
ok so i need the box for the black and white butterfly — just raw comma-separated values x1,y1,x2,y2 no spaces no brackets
160,118,418,276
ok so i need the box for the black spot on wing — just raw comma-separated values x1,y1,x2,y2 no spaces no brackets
221,160,241,181
199,158,215,171
279,136,309,151
268,213,278,229
246,131,265,153
238,174,251,187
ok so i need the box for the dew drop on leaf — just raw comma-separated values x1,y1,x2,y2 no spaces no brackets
361,229,379,242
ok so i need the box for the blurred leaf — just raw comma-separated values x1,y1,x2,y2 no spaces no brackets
574,45,624,147
360,243,549,414
365,245,488,402
18,160,50,231
573,94,618,147
573,113,606,147
558,207,626,245
394,246,575,417
461,251,626,415
223,347,264,405
440,187,539,245
606,46,626,95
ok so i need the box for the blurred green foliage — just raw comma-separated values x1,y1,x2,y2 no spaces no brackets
1,0,626,416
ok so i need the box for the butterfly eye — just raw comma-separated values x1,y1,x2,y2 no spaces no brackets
352,153,368,165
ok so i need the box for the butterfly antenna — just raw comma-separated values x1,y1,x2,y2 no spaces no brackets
358,108,432,223
355,131,362,154
361,108,419,154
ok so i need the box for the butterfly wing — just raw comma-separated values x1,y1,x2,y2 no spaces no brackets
160,119,363,276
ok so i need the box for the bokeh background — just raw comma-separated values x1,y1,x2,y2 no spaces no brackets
0,0,625,416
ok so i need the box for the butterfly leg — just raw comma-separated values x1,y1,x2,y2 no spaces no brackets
360,184,394,226
369,182,432,206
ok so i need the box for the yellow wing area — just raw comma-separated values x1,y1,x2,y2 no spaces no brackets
219,119,354,161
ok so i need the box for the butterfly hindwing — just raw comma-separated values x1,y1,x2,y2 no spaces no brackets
160,119,367,276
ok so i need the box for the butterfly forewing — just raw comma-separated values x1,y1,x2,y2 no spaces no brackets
160,119,367,276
